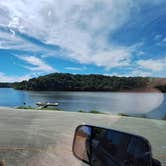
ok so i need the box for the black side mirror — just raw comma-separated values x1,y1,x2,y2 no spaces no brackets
73,125,161,166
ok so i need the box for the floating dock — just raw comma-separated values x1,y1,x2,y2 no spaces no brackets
36,102,59,108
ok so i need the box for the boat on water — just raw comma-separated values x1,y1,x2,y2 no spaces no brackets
36,102,59,108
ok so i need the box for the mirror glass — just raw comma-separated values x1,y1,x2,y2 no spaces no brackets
73,125,92,163
73,125,152,166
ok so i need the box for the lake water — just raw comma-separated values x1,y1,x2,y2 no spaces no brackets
0,88,165,119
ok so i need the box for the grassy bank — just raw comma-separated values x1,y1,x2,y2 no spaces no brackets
16,106,62,111
118,113,166,121
16,106,104,114
78,110,104,114
15,106,166,120
118,113,146,118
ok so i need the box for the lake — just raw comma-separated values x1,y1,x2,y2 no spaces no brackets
0,88,165,119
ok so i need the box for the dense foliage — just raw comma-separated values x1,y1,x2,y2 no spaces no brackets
0,83,11,88
155,85,166,93
12,73,150,91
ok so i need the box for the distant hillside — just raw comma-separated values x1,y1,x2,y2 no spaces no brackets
148,78,166,92
12,73,150,91
1,73,166,92
0,83,12,88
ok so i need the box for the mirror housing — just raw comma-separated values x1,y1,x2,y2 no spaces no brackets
73,125,161,166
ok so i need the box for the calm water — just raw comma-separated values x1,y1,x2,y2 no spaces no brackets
0,88,165,119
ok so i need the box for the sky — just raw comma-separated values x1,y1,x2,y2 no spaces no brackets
0,0,166,82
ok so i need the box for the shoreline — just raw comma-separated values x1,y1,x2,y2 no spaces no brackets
0,106,165,121
0,87,165,93
0,106,165,165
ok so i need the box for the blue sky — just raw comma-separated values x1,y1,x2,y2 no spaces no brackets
0,0,166,82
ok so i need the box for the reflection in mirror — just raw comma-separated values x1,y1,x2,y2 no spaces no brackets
73,125,92,163
73,125,159,166
91,127,152,166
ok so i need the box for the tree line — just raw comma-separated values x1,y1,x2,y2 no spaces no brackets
11,73,150,91
0,83,12,88
155,85,166,92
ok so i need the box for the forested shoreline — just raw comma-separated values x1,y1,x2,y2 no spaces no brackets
12,73,150,91
0,73,166,92
0,83,12,88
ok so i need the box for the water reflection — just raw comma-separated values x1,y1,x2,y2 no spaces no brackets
0,88,165,119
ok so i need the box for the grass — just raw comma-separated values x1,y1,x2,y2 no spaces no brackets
118,113,147,119
89,110,104,114
16,106,34,109
78,110,86,113
78,110,104,114
162,115,166,120
16,106,102,114
118,113,166,121
118,113,130,117
17,106,165,121
40,107,63,111
16,106,62,111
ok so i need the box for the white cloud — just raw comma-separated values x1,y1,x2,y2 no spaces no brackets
154,36,166,46
104,73,128,77
137,58,166,71
16,55,55,72
130,70,152,77
106,69,152,77
89,47,132,69
0,0,137,69
65,67,84,71
0,0,165,72
137,51,145,56
163,38,166,42
0,72,32,82
0,30,45,52
154,34,162,40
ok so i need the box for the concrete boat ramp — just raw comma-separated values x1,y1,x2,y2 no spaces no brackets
0,108,165,166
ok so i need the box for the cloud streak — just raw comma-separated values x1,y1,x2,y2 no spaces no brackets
0,0,166,77
16,55,55,73
137,58,166,72
0,0,137,69
0,72,31,82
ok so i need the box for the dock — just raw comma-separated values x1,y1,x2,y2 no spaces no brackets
36,102,59,108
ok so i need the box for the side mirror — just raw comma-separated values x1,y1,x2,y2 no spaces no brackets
73,125,161,166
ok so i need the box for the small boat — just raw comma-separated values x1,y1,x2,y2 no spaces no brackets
36,102,59,108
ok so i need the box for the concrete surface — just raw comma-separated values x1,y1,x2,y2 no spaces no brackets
0,108,165,166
